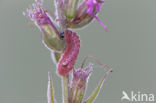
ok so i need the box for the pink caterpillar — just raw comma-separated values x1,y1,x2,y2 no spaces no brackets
57,30,80,76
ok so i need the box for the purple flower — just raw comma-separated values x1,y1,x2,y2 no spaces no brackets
23,0,66,53
69,63,93,103
23,0,57,32
23,0,47,25
73,63,93,83
86,0,108,31
70,58,112,103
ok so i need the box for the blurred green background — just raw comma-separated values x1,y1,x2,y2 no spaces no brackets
0,0,156,103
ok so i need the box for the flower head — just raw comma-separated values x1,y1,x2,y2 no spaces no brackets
69,56,112,103
69,63,93,103
86,0,101,13
72,63,93,88
23,0,66,53
23,0,59,34
23,0,51,26
86,0,108,31
23,0,59,35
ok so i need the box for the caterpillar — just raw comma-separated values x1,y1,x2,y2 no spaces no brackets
57,30,80,76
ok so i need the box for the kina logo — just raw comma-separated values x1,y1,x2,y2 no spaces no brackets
121,91,155,102
121,91,131,101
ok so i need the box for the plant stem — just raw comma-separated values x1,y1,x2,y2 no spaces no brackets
63,75,69,103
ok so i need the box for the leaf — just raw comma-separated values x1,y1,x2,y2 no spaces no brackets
47,72,56,103
84,72,110,103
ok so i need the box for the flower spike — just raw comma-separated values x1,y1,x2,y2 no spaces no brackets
23,0,112,103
